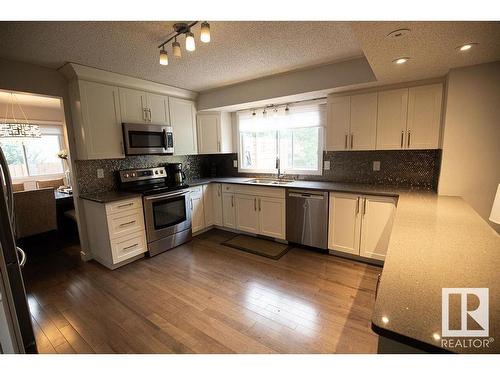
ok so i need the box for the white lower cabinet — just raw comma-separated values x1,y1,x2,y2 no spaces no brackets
235,194,260,234
222,192,236,229
328,192,396,261
82,197,147,269
190,186,205,233
258,196,286,239
211,184,223,226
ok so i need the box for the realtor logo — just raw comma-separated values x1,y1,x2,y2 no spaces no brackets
442,288,489,337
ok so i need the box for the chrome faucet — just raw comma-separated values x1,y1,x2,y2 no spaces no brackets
276,156,281,179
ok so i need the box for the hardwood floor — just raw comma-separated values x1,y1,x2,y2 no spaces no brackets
23,229,381,354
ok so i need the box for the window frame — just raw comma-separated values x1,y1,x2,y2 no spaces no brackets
0,122,67,183
237,103,325,176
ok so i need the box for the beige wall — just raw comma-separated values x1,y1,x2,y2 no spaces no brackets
439,61,500,233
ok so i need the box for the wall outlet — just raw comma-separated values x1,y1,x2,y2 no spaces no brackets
323,160,331,170
97,169,104,179
233,160,238,168
373,161,381,171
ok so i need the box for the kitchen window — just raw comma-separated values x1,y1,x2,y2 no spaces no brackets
238,101,325,175
0,124,65,179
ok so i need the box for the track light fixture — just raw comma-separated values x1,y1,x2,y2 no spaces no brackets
158,22,211,65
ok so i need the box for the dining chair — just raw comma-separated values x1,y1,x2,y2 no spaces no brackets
36,178,65,190
12,182,25,192
13,188,57,239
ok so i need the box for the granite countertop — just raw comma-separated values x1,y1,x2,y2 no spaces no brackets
371,193,500,353
79,191,141,203
189,177,500,353
187,177,416,197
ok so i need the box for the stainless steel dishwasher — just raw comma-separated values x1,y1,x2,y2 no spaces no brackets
286,189,329,249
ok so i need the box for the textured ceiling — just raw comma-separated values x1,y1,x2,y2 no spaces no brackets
350,21,500,84
0,21,362,92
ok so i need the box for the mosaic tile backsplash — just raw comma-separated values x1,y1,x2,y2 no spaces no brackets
75,149,442,194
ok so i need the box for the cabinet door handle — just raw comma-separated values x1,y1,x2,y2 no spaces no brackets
123,243,139,251
350,134,354,149
254,198,257,211
119,220,136,228
355,197,359,214
148,108,152,122
344,133,348,149
231,195,234,207
142,108,147,122
375,274,381,299
117,202,134,209
400,131,404,148
407,130,411,148
258,198,261,211
363,198,367,215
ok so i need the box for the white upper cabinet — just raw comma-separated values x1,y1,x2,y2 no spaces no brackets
376,88,409,150
350,92,378,150
406,84,443,149
169,97,198,155
120,88,170,125
77,80,124,159
197,112,233,154
119,87,147,123
326,96,350,151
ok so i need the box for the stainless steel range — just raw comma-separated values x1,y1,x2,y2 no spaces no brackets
119,166,192,256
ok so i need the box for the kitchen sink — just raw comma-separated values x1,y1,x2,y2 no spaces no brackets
246,178,293,185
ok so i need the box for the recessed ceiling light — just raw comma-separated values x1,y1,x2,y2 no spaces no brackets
457,43,478,52
393,57,410,64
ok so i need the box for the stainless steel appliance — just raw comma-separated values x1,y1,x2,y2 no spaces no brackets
166,163,186,185
286,189,329,249
0,146,37,353
119,167,191,256
122,123,174,155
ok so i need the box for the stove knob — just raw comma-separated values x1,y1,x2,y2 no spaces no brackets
131,173,136,177
160,170,164,174
155,170,159,174
125,173,129,178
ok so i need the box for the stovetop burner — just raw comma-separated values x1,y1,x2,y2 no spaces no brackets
118,166,189,196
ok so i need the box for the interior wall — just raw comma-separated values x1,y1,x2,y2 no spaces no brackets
0,57,89,255
439,61,500,234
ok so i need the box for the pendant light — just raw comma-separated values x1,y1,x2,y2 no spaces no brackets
186,31,196,51
0,93,42,139
172,38,182,58
200,22,211,43
159,47,169,65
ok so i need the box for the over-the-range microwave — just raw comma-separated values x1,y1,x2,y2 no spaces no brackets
122,123,174,155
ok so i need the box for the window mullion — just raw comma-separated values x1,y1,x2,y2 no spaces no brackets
21,142,31,176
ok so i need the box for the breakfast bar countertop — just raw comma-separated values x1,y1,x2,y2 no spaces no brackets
79,191,142,203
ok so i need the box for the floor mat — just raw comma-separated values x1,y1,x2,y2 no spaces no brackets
222,234,290,260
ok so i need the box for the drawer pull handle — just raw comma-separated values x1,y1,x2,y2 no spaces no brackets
375,273,381,299
123,243,139,251
119,220,136,227
117,202,134,209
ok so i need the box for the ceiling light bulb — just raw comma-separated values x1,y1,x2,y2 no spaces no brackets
186,32,195,51
159,48,168,66
393,57,409,64
172,39,182,58
200,22,211,43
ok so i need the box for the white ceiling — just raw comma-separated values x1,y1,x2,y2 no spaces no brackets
0,21,499,95
350,21,500,84
0,21,362,92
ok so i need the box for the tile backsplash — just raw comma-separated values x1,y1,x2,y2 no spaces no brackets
75,149,442,194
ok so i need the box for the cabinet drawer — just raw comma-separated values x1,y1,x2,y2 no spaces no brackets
105,197,142,215
110,231,147,264
189,185,203,199
107,209,145,239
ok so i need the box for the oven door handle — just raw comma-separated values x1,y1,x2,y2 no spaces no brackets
144,190,190,201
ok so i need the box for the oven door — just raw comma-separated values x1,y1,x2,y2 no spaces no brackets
123,123,174,155
143,189,191,243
